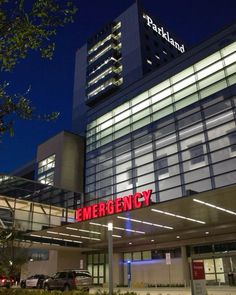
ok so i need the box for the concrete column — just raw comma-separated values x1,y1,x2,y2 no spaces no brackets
181,246,191,287
113,253,124,286
108,222,113,295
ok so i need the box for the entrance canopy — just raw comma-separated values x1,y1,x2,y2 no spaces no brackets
26,185,236,251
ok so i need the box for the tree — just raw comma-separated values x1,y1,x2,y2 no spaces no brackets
0,0,78,138
0,228,28,279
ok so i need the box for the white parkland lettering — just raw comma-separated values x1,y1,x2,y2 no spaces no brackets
143,14,185,53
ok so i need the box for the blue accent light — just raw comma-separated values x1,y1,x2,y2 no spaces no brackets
124,259,160,265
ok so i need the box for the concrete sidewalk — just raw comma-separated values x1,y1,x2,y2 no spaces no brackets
90,286,236,295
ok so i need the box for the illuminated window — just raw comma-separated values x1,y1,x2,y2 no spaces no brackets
133,252,142,261
37,154,56,186
38,171,54,186
142,251,152,260
88,68,113,87
147,59,152,65
88,35,112,55
89,57,119,76
124,252,132,261
86,42,236,151
87,66,122,87
89,45,112,64
87,77,123,98
88,30,122,55
112,22,121,32
88,43,122,65
0,175,13,183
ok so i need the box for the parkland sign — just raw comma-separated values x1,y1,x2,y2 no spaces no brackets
76,189,152,222
143,14,185,53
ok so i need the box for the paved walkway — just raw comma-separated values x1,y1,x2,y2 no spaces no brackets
90,286,236,295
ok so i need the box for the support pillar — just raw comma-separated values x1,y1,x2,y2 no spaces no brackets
108,222,113,295
181,246,191,287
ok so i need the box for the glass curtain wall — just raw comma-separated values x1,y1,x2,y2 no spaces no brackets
85,42,236,204
86,42,236,151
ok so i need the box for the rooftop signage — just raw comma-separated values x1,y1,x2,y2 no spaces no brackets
76,189,152,222
143,14,185,53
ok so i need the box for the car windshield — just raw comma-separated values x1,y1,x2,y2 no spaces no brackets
75,272,91,277
53,273,60,279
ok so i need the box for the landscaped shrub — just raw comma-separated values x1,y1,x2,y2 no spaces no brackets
0,289,139,295
0,290,70,295
94,290,138,295
0,289,90,295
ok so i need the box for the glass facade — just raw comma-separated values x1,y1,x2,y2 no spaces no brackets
0,191,83,248
0,195,74,232
192,242,236,285
86,42,236,151
85,42,236,204
87,253,108,284
0,174,81,209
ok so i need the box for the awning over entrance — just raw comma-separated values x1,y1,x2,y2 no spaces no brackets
27,185,236,251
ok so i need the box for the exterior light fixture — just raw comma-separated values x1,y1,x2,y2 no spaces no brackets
108,222,113,231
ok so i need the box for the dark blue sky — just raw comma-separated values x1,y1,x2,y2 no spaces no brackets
1,0,236,173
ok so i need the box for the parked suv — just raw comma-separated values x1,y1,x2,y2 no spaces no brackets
43,270,92,291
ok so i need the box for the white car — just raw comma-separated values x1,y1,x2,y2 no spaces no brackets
21,274,49,289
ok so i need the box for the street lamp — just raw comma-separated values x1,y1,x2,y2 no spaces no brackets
108,222,113,295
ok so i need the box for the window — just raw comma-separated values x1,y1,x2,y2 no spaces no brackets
156,155,169,178
189,142,205,165
228,130,236,153
142,251,152,260
133,252,142,261
29,249,49,261
124,253,132,261
58,272,67,279
37,154,56,186
86,42,236,152
68,272,74,279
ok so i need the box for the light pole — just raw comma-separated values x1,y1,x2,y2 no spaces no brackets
108,222,113,295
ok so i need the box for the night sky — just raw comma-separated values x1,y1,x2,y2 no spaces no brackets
1,0,236,173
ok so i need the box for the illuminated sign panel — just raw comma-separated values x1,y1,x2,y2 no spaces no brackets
76,190,152,222
143,14,185,53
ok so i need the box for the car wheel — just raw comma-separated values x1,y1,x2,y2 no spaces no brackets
44,284,50,291
63,284,70,291
37,282,42,289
